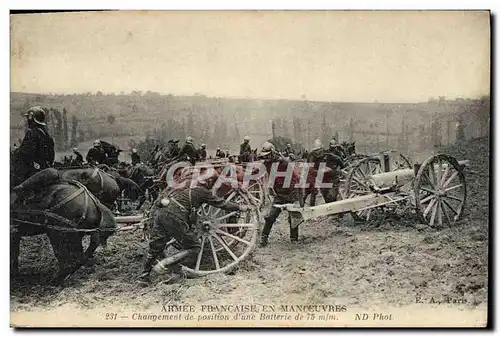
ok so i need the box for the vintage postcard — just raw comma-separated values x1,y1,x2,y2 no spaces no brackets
9,10,490,328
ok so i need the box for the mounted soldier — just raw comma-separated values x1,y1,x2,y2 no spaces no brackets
86,140,107,166
137,173,249,286
178,136,199,165
131,148,141,166
239,136,252,162
258,142,304,247
215,147,225,158
72,148,84,166
13,106,55,185
328,137,347,160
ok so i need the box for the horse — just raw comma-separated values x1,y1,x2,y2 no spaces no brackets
60,167,142,209
10,168,116,283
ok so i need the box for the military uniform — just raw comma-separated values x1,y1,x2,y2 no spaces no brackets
131,152,141,165
261,158,304,246
16,124,55,179
179,143,199,165
86,147,107,165
307,147,326,206
199,148,207,161
215,149,226,158
73,151,84,165
322,148,345,203
239,142,252,162
139,184,243,284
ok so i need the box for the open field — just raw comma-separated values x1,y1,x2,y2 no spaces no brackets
10,136,489,321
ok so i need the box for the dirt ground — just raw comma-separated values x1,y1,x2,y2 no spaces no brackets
10,137,489,315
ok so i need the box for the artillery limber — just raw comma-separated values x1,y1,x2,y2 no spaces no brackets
278,153,468,229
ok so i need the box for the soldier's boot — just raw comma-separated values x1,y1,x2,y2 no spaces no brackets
136,255,157,287
289,221,299,243
260,221,273,247
310,193,317,207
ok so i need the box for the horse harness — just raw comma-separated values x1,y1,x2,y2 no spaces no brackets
11,180,106,234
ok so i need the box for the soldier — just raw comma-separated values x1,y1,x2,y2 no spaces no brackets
137,173,249,286
167,139,181,159
259,142,304,247
328,137,347,160
15,106,55,181
215,147,225,158
307,139,325,206
302,150,309,160
239,136,252,162
283,143,296,161
178,136,199,165
72,148,84,165
199,144,207,161
131,148,141,165
323,139,346,203
86,140,107,165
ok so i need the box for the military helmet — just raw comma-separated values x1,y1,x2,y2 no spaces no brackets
313,139,323,150
24,106,46,126
217,147,221,151
201,143,207,148
243,136,250,142
329,138,338,147
186,136,193,144
94,140,102,147
259,141,275,157
132,148,138,153
72,147,78,152
287,143,292,147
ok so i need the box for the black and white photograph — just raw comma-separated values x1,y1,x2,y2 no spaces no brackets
9,10,490,327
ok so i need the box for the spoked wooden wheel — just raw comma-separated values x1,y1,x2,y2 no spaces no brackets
344,157,384,222
414,154,466,228
181,201,259,278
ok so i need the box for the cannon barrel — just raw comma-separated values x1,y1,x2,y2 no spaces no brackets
114,215,144,223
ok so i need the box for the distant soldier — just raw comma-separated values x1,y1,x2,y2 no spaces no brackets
72,148,84,165
86,140,107,165
167,139,181,159
239,136,252,162
302,150,309,160
215,148,225,158
225,149,230,158
178,136,199,165
14,106,55,181
283,143,296,161
328,137,346,160
131,148,141,165
137,173,249,286
307,139,325,206
199,144,207,161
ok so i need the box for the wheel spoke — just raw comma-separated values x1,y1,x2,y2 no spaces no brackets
195,236,206,271
437,159,442,187
208,236,220,269
429,200,438,227
420,186,437,195
423,171,436,189
420,194,435,204
440,200,452,225
216,229,251,246
442,171,459,188
444,194,463,202
439,164,450,188
445,184,463,193
216,223,257,229
214,211,238,222
437,198,443,226
429,163,437,186
213,233,238,261
442,198,459,216
423,198,436,218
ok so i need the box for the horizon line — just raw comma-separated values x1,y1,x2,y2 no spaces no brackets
10,90,490,105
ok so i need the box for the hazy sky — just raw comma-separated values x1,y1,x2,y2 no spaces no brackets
10,11,490,102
